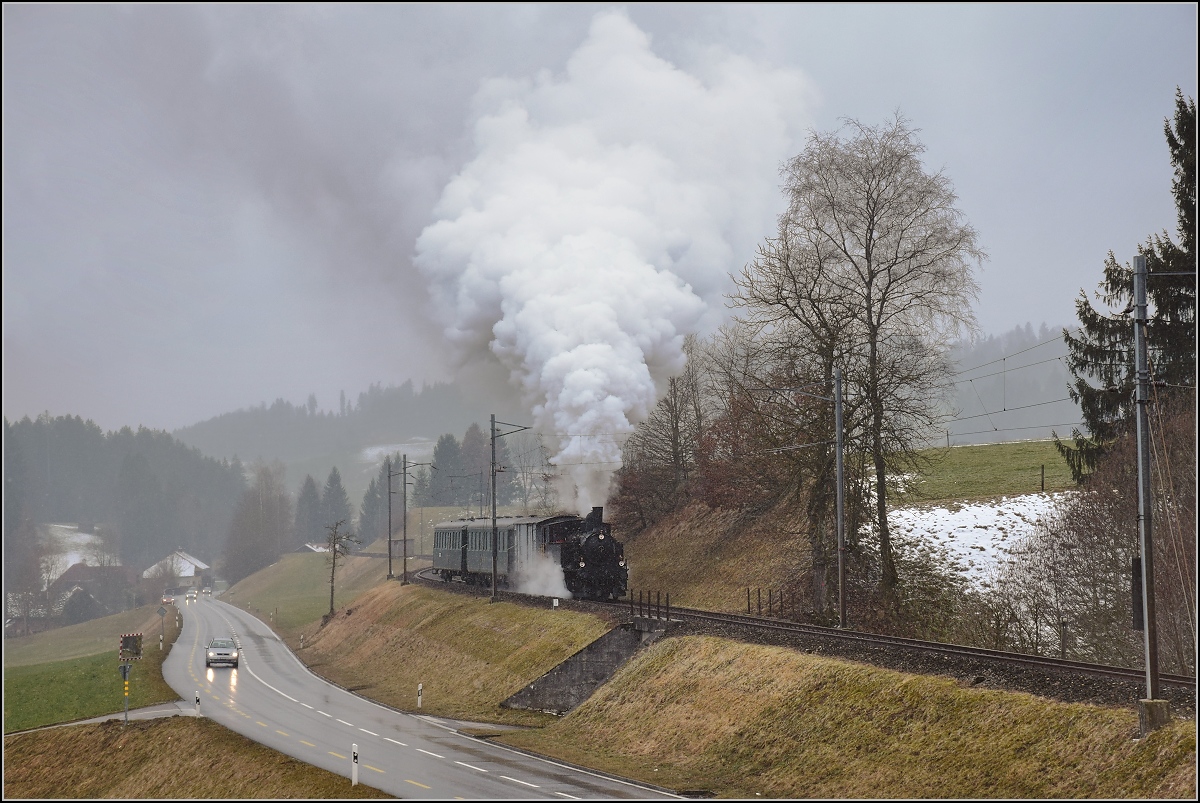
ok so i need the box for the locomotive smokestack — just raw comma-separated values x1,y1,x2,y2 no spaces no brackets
593,506,603,522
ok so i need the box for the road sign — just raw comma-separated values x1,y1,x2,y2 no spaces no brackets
119,633,143,661
157,606,167,617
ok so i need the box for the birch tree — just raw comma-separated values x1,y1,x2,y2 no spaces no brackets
745,114,984,604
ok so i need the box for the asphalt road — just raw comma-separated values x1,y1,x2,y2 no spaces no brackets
164,595,677,800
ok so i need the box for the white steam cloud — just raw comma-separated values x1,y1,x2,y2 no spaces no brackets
513,551,573,600
415,10,813,512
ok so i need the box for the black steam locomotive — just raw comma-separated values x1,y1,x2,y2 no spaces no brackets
431,506,628,601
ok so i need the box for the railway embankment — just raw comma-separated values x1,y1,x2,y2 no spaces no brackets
502,616,667,715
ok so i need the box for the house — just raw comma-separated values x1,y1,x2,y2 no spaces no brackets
47,561,138,618
142,550,210,586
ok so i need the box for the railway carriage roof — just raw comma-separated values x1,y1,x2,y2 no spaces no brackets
432,514,579,530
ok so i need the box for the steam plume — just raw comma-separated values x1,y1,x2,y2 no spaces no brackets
415,10,811,511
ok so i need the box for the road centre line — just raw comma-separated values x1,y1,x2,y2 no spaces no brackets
384,737,408,747
455,761,487,772
359,728,378,736
336,719,354,727
502,775,540,788
416,748,444,758
554,793,582,800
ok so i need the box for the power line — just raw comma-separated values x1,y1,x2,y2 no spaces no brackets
953,329,1078,376
950,396,1078,425
948,421,1085,439
952,354,1068,383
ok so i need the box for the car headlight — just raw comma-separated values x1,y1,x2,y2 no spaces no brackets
231,650,238,658
207,650,215,658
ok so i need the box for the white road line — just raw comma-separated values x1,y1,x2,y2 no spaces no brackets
359,728,378,736
455,761,487,772
336,719,354,727
416,748,444,759
501,775,540,788
384,737,408,747
318,711,332,717
301,703,313,709
555,793,582,800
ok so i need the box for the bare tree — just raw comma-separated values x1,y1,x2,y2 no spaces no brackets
613,335,712,532
506,432,559,515
324,519,360,621
961,398,1194,673
771,113,984,604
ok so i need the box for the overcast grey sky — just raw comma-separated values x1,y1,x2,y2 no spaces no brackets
3,4,1196,435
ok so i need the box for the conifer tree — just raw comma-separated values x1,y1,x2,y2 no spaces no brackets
293,474,323,548
1056,89,1196,481
321,467,352,534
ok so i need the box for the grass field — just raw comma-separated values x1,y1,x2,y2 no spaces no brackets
896,438,1074,504
4,608,182,733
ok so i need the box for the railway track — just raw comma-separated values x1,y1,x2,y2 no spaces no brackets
412,569,1196,714
631,599,1196,690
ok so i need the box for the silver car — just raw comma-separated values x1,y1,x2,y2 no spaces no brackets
205,637,239,668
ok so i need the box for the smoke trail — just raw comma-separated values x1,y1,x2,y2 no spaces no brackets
415,10,811,511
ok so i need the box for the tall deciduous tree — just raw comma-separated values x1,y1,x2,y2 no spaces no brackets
221,462,292,584
1056,89,1196,481
761,114,984,603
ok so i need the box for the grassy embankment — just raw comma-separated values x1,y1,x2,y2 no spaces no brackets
5,447,1195,798
622,438,1078,613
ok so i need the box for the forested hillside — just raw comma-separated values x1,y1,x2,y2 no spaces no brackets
172,381,501,499
4,414,246,576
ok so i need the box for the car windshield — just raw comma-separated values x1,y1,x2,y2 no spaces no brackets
210,639,235,649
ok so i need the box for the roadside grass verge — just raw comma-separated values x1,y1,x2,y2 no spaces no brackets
3,716,391,799
497,635,1197,799
4,604,176,668
296,582,611,727
4,610,182,734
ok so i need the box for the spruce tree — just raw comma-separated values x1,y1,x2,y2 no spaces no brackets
1056,89,1196,481
321,467,352,534
293,474,323,548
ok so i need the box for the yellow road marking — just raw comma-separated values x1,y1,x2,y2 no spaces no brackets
300,740,316,747
364,765,384,773
330,752,347,759
405,780,431,789
276,730,289,737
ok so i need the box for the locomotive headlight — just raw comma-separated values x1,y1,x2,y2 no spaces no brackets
599,534,604,539
579,561,586,568
618,560,625,567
